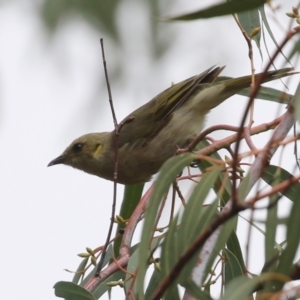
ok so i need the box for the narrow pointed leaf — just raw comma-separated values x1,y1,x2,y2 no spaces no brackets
294,81,300,124
223,248,244,287
259,6,290,64
183,280,212,299
54,281,96,300
262,165,300,203
197,139,232,205
114,183,144,257
275,185,300,290
237,8,261,50
164,0,267,21
72,258,89,284
226,231,246,275
160,166,223,283
137,153,196,298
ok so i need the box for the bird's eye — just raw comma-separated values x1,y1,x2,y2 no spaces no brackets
72,143,83,153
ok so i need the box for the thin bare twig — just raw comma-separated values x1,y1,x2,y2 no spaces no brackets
96,40,135,274
100,39,118,129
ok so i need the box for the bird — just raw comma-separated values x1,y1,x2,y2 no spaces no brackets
48,66,296,185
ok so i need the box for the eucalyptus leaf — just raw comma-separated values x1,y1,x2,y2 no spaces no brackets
223,248,244,287
163,0,267,21
54,281,96,300
274,185,300,291
182,280,213,300
72,257,89,284
294,80,300,124
137,153,196,298
226,231,246,279
114,183,144,257
262,165,300,203
237,8,261,52
259,6,290,65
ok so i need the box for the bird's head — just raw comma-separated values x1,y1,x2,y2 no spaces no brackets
48,132,113,177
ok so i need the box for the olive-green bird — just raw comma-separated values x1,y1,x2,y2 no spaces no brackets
48,66,296,184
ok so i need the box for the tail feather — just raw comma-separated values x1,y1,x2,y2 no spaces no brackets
222,68,297,91
195,67,298,110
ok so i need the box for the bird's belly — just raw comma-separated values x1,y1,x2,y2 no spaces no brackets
117,112,206,184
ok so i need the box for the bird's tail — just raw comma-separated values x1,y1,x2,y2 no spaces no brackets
220,67,297,95
193,67,298,111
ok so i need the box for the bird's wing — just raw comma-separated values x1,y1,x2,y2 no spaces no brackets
117,66,225,148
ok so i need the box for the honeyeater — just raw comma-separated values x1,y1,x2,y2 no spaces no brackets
48,66,296,184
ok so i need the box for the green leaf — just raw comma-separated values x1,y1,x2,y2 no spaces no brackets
259,6,290,65
54,281,96,300
286,36,300,61
113,183,144,257
223,248,244,287
160,215,180,286
238,213,282,254
124,243,141,296
237,170,252,200
239,86,293,104
294,80,300,124
160,166,223,286
91,270,124,299
145,269,164,299
226,231,246,276
221,272,291,299
220,275,257,300
132,234,165,299
163,0,267,21
149,222,181,299
265,197,279,263
262,165,300,203
191,169,253,284
139,235,166,298
119,184,144,220
137,153,196,299
274,183,300,290
237,8,261,51
159,164,233,290
178,167,223,250
164,284,180,300
124,243,156,294
197,139,232,206
182,280,213,300
195,141,243,285
261,167,282,275
262,195,280,293
72,258,89,284
179,198,221,284
202,216,239,285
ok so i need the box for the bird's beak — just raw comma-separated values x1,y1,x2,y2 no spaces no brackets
47,155,66,167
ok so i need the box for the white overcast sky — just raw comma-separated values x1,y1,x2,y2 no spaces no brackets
0,1,299,299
